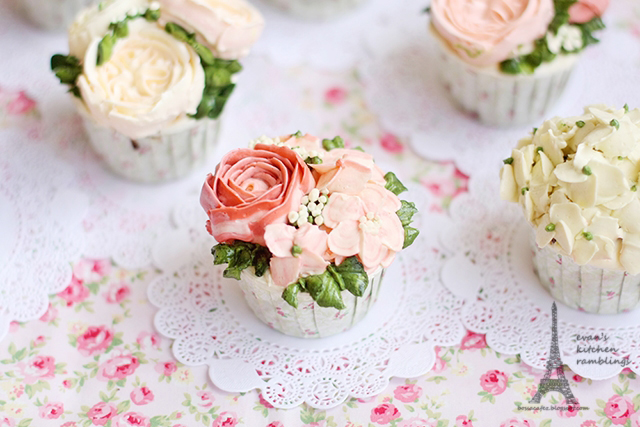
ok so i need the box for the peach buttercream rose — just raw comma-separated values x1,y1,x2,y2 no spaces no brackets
431,0,554,66
200,144,315,246
158,0,265,60
77,19,205,139
569,0,609,24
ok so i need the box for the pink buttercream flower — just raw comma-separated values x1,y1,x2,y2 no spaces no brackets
323,183,403,272
393,384,422,403
280,133,324,153
370,404,401,424
212,412,238,427
605,395,635,425
39,402,64,419
499,419,536,427
264,223,329,287
58,276,90,306
97,354,140,381
131,387,154,405
87,402,117,426
18,355,56,384
569,0,609,23
456,415,474,427
104,283,131,304
77,325,114,356
325,87,347,105
480,370,508,395
310,149,386,195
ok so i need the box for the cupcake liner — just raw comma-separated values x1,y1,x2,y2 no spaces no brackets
238,268,384,338
83,117,220,184
262,0,368,19
20,0,93,31
531,237,640,314
432,29,579,127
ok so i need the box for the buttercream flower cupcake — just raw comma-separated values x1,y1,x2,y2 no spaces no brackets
51,0,264,183
18,0,93,31
263,0,367,20
200,134,419,337
500,104,640,314
429,0,608,126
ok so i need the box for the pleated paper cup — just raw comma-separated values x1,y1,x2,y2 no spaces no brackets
83,117,220,184
20,0,93,31
531,237,640,314
238,268,384,338
431,27,579,127
262,0,369,19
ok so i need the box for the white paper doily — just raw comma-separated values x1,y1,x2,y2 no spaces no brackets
439,171,640,380
148,186,466,409
0,130,88,341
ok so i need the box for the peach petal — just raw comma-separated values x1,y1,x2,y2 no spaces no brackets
269,257,301,287
264,223,297,258
327,220,361,256
323,193,364,228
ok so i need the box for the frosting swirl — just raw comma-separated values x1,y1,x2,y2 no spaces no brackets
500,105,640,274
158,0,264,60
77,19,205,139
431,0,554,66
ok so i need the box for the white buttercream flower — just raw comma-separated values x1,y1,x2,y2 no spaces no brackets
546,25,584,54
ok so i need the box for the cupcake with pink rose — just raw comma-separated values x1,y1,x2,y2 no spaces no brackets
50,0,264,183
200,133,419,338
428,0,608,126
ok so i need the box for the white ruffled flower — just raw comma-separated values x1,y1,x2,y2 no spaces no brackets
546,25,584,54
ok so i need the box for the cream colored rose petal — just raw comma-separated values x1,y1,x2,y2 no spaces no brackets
499,165,519,203
554,220,574,254
572,238,598,265
613,198,640,234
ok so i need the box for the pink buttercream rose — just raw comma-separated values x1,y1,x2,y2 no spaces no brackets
77,325,114,356
480,370,508,395
393,384,422,403
131,387,154,405
201,144,315,246
87,402,117,426
499,419,535,427
18,355,56,384
212,412,238,427
605,395,635,425
195,390,214,408
370,403,401,424
39,402,64,419
310,149,386,195
112,412,150,427
158,0,264,59
456,415,474,427
398,419,437,427
431,0,555,66
104,283,131,303
97,354,140,381
569,0,609,24
280,133,324,154
264,223,330,287
58,276,90,306
460,331,487,350
155,361,178,376
323,183,403,272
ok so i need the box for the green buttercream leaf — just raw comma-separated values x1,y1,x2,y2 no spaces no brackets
282,283,301,309
384,172,408,195
212,243,234,265
192,42,216,66
304,273,346,310
97,33,116,66
403,227,420,249
332,257,368,297
397,200,418,227
252,246,271,277
322,136,345,151
165,22,194,44
211,241,272,280
144,8,161,21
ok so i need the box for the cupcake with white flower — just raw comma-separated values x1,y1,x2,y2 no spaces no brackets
51,0,264,183
428,0,608,126
500,104,640,314
263,0,368,20
200,133,419,337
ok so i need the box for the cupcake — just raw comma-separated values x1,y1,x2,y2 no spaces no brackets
200,134,419,337
428,0,608,127
263,0,367,20
51,0,264,183
19,0,93,31
500,104,640,314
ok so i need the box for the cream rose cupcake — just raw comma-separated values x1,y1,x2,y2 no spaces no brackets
18,0,93,31
429,0,608,127
263,0,367,20
200,134,420,338
51,0,264,183
500,104,640,314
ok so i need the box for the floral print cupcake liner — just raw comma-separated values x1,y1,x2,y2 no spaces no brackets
262,0,369,20
531,237,640,315
238,268,384,338
83,117,220,184
20,0,93,31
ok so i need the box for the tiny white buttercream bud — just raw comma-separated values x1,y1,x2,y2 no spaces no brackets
288,211,299,223
309,188,320,202
315,216,324,226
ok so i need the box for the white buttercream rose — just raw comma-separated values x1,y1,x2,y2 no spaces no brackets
68,0,152,59
158,0,264,59
77,19,205,139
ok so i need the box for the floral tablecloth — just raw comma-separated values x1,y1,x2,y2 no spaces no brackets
2,0,640,425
